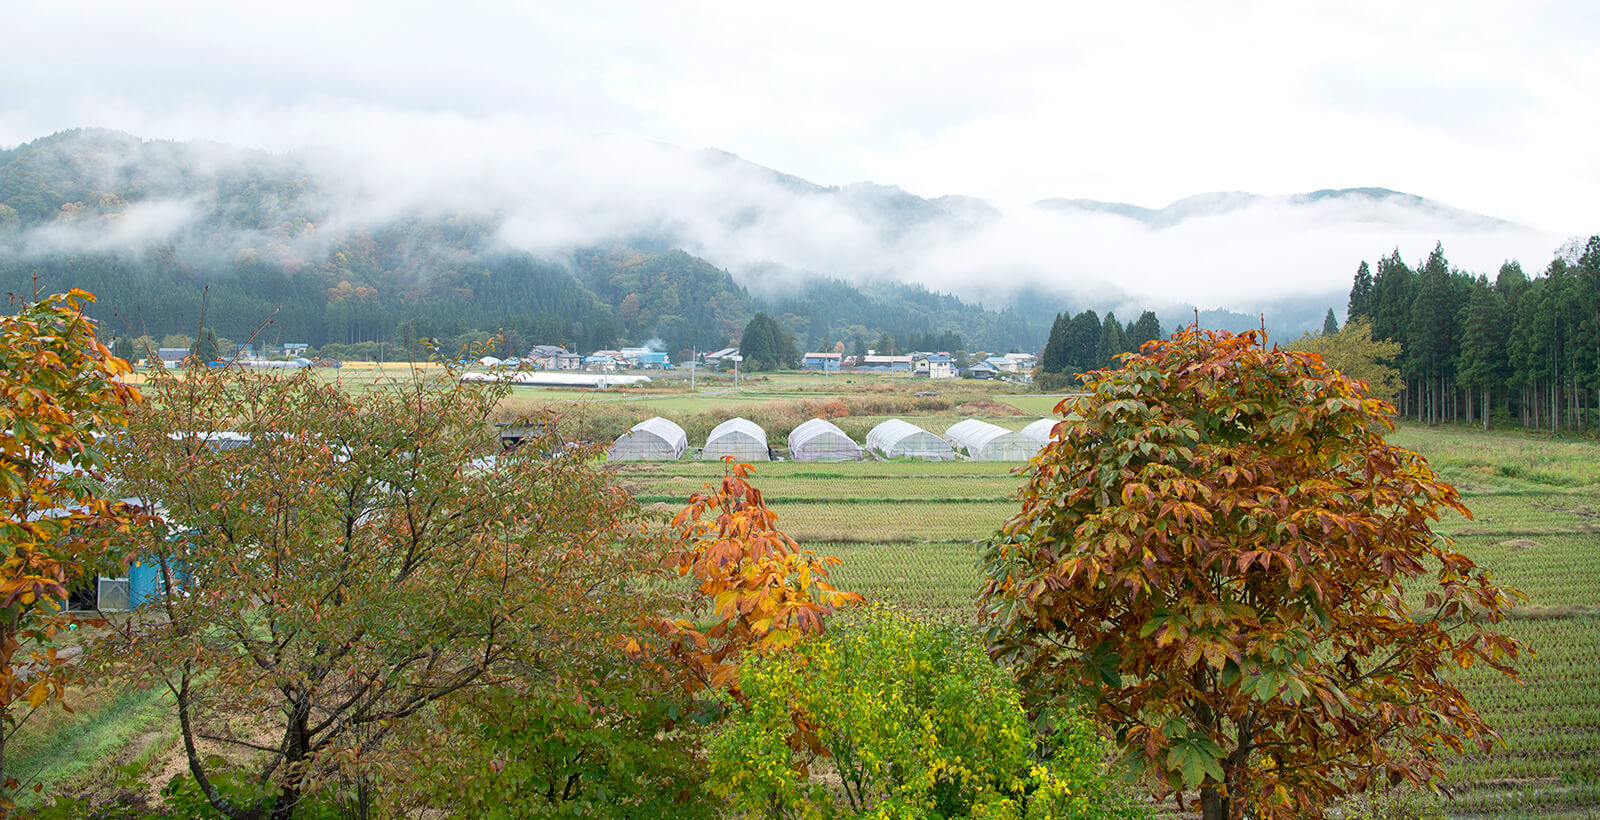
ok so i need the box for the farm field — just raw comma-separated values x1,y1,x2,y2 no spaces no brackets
34,359,1600,818
618,422,1600,817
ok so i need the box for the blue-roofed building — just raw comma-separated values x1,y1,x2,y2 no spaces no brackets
913,353,955,379
803,352,841,371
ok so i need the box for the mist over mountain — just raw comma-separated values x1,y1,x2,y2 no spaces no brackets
0,128,1566,354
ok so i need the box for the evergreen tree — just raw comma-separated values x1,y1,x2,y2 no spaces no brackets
1040,312,1070,373
1403,245,1461,425
851,336,867,360
1368,249,1414,343
1322,309,1340,336
1097,312,1129,369
112,335,135,363
1128,311,1163,350
739,313,791,371
191,328,221,364
1347,261,1373,319
1456,276,1509,430
1062,310,1101,373
1495,260,1528,299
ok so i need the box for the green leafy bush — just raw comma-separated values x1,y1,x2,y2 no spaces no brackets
708,606,1146,819
391,659,714,819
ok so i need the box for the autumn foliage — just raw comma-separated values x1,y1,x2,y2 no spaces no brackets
0,289,140,809
646,459,862,695
980,328,1522,820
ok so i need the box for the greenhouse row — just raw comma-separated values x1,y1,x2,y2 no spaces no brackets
607,416,1064,462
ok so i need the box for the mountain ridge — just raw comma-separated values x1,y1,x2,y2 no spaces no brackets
0,128,1543,353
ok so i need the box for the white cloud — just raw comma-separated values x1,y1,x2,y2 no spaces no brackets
0,0,1593,309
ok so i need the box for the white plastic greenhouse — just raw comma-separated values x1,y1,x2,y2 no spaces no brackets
787,418,862,462
608,417,688,461
865,419,953,461
701,417,770,461
944,419,1037,461
1020,418,1058,446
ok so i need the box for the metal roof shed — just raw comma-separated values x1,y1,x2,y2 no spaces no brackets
701,417,769,461
787,418,862,462
945,419,1037,461
866,419,953,461
608,417,688,461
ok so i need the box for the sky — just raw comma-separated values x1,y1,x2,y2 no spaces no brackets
3,0,1597,312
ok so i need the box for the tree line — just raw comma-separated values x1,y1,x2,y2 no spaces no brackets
1345,235,1600,431
1035,308,1164,389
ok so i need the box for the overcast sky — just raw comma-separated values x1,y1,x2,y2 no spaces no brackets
5,0,1595,232
2,1,1596,313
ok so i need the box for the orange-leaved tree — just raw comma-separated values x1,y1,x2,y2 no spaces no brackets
645,459,862,695
0,289,140,809
979,328,1522,820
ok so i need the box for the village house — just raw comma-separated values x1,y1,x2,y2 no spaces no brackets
802,352,842,371
912,353,955,378
526,345,583,370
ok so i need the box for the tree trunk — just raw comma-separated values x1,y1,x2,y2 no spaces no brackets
1201,786,1229,820
271,693,313,820
178,672,259,820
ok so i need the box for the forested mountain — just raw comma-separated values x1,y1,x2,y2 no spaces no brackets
0,129,1045,356
1346,237,1600,431
0,128,1553,360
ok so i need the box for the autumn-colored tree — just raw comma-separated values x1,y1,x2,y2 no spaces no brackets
644,460,861,696
0,289,140,810
102,364,664,820
1287,318,1402,401
979,328,1522,820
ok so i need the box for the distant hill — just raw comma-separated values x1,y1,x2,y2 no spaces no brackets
1034,188,1512,232
0,127,1544,354
0,129,1048,355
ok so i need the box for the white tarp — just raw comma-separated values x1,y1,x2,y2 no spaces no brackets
944,419,1037,461
609,417,689,461
1020,418,1058,446
461,371,652,388
865,418,953,461
787,418,862,462
702,417,769,461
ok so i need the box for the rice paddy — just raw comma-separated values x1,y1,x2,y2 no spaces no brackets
616,421,1600,817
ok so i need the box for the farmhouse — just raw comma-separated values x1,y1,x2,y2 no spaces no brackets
526,345,583,370
866,418,954,461
702,417,770,461
609,417,689,461
913,353,955,378
985,355,1022,374
704,347,740,366
965,361,999,379
944,419,1037,461
802,352,842,372
584,354,618,371
787,418,862,462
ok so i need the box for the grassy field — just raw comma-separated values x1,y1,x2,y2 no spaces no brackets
616,422,1600,817
35,365,1600,816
